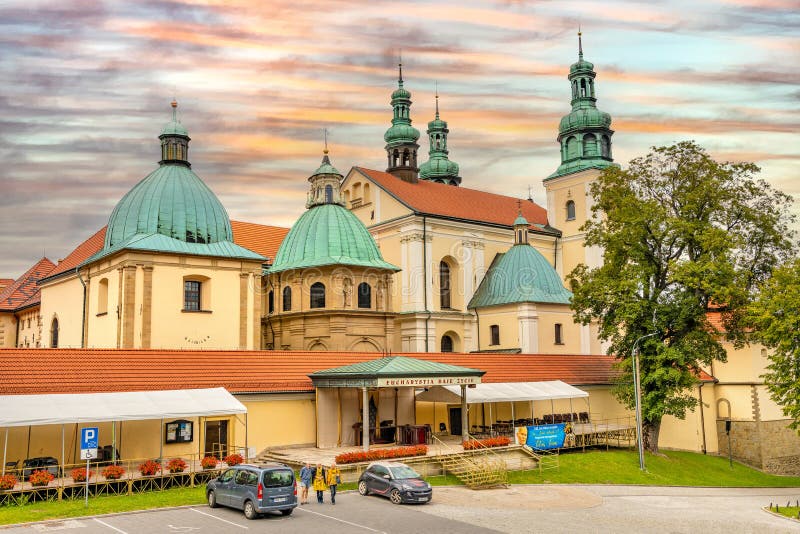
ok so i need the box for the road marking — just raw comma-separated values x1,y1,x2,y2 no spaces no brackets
189,508,249,529
168,526,201,532
297,507,387,533
93,518,128,534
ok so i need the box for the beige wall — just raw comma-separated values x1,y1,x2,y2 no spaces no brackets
39,275,84,348
0,313,16,348
235,394,316,451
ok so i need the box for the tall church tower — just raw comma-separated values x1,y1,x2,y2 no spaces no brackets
384,62,420,182
419,91,461,186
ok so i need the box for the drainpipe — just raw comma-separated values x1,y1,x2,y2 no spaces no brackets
14,313,20,347
76,266,87,348
422,215,430,352
553,235,559,270
475,309,481,352
698,382,707,455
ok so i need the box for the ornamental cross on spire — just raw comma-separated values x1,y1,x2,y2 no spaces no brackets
398,49,403,86
578,26,583,60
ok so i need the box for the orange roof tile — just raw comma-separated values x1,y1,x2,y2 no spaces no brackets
0,349,618,395
0,258,56,312
43,221,289,282
0,279,13,293
355,168,550,229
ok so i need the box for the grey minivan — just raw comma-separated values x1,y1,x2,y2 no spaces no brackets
207,463,297,519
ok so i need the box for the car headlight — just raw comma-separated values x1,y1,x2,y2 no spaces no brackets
401,483,414,491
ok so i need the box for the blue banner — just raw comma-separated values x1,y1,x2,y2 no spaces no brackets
515,424,565,450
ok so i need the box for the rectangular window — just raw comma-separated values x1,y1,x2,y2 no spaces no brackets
184,281,201,311
490,325,500,346
555,323,564,345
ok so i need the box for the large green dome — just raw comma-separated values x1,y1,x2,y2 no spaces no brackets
270,204,399,273
105,164,232,248
384,123,420,144
468,244,572,308
419,157,459,180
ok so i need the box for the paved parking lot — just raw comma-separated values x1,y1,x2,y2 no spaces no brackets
3,486,799,533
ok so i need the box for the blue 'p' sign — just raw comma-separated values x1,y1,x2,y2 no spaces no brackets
81,427,99,450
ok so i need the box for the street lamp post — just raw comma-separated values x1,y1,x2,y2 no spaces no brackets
632,332,658,471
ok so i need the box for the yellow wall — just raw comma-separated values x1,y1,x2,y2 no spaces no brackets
39,275,84,348
0,313,16,347
236,395,316,451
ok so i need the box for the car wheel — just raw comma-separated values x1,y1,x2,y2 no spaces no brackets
358,480,369,496
389,489,403,505
207,491,218,508
280,509,293,516
243,500,258,520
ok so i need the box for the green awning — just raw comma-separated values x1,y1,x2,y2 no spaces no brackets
309,356,484,388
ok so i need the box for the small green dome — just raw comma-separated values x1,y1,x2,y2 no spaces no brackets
428,116,447,130
392,86,411,100
105,164,232,248
559,107,612,135
514,213,529,226
468,244,573,308
419,157,459,180
270,204,399,273
311,153,341,177
160,120,188,137
384,123,420,144
570,58,594,74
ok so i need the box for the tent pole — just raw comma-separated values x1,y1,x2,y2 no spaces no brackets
26,425,31,460
61,424,65,487
511,402,515,429
112,421,116,463
460,385,468,443
159,419,163,463
198,417,203,461
489,404,493,436
570,398,574,421
2,428,8,475
530,400,533,423
550,399,555,422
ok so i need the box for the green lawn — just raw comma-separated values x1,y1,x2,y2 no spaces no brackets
507,449,800,487
767,503,800,520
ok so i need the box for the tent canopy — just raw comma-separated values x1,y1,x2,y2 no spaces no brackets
0,388,246,427
415,380,588,404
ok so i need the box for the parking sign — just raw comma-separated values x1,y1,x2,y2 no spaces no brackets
80,427,98,459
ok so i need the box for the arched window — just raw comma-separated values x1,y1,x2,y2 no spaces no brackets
601,135,611,158
435,134,441,150
357,282,371,309
51,317,59,348
490,325,500,346
566,200,576,221
555,323,564,345
441,335,453,353
393,150,399,167
583,134,598,157
310,282,326,309
97,278,109,315
402,149,410,166
439,261,451,309
565,136,579,160
268,290,274,314
282,286,292,312
580,79,587,97
325,184,333,204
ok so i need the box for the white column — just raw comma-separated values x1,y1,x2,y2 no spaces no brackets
580,324,591,354
518,303,539,353
461,241,474,304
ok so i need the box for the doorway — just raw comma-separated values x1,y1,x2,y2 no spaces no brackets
205,420,229,458
449,407,462,436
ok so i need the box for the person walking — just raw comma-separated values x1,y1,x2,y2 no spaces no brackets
312,463,327,504
298,462,312,505
326,462,341,505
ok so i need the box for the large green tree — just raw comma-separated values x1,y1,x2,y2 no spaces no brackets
749,259,800,430
568,141,796,452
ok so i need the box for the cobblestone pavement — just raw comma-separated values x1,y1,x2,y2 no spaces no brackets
417,485,800,533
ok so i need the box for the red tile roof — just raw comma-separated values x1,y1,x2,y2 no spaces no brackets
43,221,289,281
0,279,13,293
0,258,56,312
354,168,549,228
0,349,618,395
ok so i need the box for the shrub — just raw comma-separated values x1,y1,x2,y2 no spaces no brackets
166,458,187,473
223,454,244,466
462,436,511,450
138,459,162,476
201,456,219,469
28,470,54,487
0,474,18,491
102,465,126,480
71,467,94,482
335,445,428,465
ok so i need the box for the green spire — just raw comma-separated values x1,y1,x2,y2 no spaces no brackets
159,100,190,166
547,30,616,180
384,59,420,182
419,88,461,186
307,130,344,208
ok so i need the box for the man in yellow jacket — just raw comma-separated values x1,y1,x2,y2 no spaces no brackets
326,462,341,505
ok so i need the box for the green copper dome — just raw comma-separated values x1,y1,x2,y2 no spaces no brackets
559,107,612,133
419,93,461,186
384,123,420,144
468,244,573,309
419,157,459,180
105,164,233,248
270,204,399,273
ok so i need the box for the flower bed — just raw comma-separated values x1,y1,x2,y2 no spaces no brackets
71,467,94,482
166,458,187,473
0,474,17,491
462,436,511,450
201,456,219,469
223,454,244,466
102,465,126,480
29,470,54,487
138,460,162,476
335,445,428,465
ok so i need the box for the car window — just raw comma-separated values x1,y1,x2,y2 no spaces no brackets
235,470,258,486
389,466,420,479
371,465,388,477
218,469,235,483
263,469,294,488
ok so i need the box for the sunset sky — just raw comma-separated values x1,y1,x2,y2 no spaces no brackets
1,0,798,277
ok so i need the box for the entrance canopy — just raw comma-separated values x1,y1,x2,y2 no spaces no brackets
0,387,246,427
309,355,484,388
415,380,588,404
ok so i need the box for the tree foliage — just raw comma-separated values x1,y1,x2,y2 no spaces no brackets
749,259,800,430
568,141,796,452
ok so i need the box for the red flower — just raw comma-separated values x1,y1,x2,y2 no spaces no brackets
71,467,94,482
102,465,126,480
28,470,54,486
0,474,17,491
335,445,428,465
201,456,219,469
462,437,511,450
138,460,162,476
166,458,187,473
223,454,244,466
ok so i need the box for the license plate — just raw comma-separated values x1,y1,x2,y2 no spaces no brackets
273,497,287,503
418,497,428,502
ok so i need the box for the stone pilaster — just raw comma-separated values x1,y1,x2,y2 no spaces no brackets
121,265,136,349
141,265,153,349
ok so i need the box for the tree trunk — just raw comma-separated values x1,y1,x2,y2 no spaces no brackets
643,419,661,453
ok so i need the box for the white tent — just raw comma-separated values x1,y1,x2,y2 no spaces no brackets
0,388,246,427
415,380,588,404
